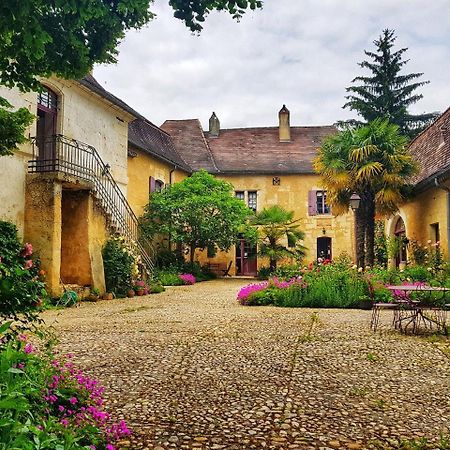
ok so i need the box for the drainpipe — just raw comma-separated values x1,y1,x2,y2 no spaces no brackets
169,166,177,185
434,177,450,259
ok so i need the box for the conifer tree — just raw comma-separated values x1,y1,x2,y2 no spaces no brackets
344,29,438,137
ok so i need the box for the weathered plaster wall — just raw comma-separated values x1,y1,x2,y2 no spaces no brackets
387,185,449,259
127,147,188,217
194,173,355,274
24,176,62,297
60,190,92,285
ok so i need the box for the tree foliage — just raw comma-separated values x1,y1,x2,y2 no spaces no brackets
251,205,306,271
0,97,34,157
343,29,438,137
314,119,418,267
142,170,253,262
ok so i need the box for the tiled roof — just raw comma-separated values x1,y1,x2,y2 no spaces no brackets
206,126,336,174
161,120,219,173
78,74,144,120
128,119,191,172
161,119,335,174
409,107,450,188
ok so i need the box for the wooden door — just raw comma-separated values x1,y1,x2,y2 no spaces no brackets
236,239,257,276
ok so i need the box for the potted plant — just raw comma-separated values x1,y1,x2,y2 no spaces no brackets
134,280,146,296
102,292,114,300
127,288,135,298
87,287,100,302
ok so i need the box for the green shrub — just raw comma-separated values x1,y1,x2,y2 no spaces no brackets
102,238,134,297
158,272,183,286
274,264,300,280
246,288,280,306
0,221,46,337
155,248,184,270
149,283,165,294
257,266,272,280
403,265,432,282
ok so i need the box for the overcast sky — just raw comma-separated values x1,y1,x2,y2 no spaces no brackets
94,0,450,130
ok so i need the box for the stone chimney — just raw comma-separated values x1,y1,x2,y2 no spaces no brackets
278,105,291,142
209,112,220,137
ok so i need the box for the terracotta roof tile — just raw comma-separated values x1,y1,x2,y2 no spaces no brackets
409,107,450,186
161,119,219,173
206,126,336,174
128,119,191,172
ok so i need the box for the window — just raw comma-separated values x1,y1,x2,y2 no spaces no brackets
235,191,245,201
431,223,440,244
149,177,164,194
38,87,58,110
316,191,330,215
247,191,257,212
155,179,164,193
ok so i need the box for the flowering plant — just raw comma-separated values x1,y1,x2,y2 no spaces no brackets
0,334,131,449
179,273,196,285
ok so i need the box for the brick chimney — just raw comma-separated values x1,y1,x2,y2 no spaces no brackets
209,112,220,137
278,105,291,142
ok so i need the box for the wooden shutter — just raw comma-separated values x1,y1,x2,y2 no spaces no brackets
149,176,156,194
308,190,317,216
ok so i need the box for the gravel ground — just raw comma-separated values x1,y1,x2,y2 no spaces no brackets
43,279,450,450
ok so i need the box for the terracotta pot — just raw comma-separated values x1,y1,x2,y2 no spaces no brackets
32,298,43,308
136,290,144,296
127,289,135,298
102,293,114,300
87,294,99,302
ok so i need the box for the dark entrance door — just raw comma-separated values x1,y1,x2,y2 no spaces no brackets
317,237,332,260
236,238,257,276
36,87,58,171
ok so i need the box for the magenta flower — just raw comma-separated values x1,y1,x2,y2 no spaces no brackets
179,273,196,285
24,343,35,354
60,419,69,427
24,259,33,270
106,445,114,450
69,396,78,405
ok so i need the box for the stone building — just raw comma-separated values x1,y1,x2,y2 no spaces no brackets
386,107,450,264
160,106,355,275
0,75,176,295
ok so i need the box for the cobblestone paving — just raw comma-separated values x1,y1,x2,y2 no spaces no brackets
43,279,450,449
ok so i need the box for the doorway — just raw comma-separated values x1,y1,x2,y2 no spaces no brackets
236,238,257,276
317,237,332,260
36,87,58,171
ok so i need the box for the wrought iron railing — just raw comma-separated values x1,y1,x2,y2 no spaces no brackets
28,135,154,274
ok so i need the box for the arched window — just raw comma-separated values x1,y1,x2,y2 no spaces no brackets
36,86,58,171
155,179,164,193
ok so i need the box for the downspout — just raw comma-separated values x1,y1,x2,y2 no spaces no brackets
434,177,450,259
169,166,177,185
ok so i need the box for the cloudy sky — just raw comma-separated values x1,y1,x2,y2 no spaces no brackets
94,0,450,130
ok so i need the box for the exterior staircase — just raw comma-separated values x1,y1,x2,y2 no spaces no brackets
28,134,154,275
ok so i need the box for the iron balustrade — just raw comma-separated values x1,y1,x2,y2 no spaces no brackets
28,135,154,274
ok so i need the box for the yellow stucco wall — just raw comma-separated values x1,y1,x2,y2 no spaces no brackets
127,147,188,217
194,173,355,275
386,184,449,260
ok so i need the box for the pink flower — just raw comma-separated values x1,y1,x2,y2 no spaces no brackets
60,419,69,427
24,343,35,354
24,259,33,270
106,445,114,450
18,334,27,342
69,397,78,405
58,405,65,412
179,273,196,285
23,243,33,257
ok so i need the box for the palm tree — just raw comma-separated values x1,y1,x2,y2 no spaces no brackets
251,205,306,272
314,119,418,268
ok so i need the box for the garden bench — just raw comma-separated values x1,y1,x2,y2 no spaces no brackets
207,261,233,277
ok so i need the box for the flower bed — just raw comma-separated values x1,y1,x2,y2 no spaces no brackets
0,332,130,449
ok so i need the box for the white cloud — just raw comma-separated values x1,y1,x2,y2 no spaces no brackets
94,0,450,130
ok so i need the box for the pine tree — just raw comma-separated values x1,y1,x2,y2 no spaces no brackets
343,29,438,137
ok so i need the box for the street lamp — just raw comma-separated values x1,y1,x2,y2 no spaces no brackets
349,193,361,211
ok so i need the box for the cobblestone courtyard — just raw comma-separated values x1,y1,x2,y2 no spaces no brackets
44,279,450,449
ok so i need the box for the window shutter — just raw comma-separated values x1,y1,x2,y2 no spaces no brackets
149,176,156,194
308,190,317,216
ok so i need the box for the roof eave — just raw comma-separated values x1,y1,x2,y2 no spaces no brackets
414,164,450,194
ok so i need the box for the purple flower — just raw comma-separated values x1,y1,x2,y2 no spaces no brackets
69,396,78,405
24,343,35,354
60,419,69,427
179,273,196,285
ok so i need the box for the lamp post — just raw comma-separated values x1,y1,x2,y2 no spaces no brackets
349,193,361,266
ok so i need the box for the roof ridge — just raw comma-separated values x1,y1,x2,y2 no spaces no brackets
195,119,220,173
409,106,450,147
